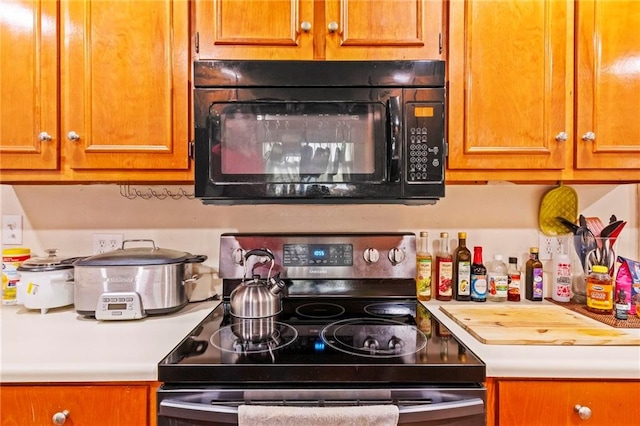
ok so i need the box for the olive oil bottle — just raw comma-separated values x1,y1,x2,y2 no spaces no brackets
453,232,471,301
416,231,433,301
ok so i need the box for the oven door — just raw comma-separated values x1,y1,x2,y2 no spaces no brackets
157,386,486,425
193,88,402,204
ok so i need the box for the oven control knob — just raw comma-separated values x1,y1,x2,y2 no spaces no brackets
232,248,246,265
387,248,405,264
363,248,380,263
362,336,380,354
388,336,404,351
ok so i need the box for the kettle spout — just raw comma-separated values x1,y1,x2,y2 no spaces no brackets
268,276,286,296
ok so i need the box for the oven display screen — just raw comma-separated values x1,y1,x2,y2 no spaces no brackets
108,303,127,310
283,244,353,266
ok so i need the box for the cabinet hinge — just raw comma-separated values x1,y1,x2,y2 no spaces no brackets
188,140,195,160
195,32,199,54
439,33,443,55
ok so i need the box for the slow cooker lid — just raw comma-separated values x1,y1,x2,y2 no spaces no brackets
17,249,73,272
73,239,193,266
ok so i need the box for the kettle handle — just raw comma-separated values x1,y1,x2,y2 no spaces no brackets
244,249,274,262
243,249,275,281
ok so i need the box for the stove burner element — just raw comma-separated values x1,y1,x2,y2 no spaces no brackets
363,302,414,318
295,302,346,319
210,321,298,356
321,318,427,358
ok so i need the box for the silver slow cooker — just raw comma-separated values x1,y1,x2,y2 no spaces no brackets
73,239,207,320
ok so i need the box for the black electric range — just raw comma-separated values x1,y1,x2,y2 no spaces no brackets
157,233,486,425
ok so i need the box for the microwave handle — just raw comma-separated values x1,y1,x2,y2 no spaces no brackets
387,96,401,182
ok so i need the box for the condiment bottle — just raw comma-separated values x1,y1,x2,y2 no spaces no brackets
487,254,508,302
453,232,471,301
507,257,521,302
435,232,453,301
551,245,572,303
586,265,613,314
416,231,433,301
525,247,544,301
470,246,487,302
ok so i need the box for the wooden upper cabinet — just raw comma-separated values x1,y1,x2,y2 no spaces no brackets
324,0,443,60
448,0,571,171
0,0,58,170
194,0,443,60
195,0,315,60
575,0,640,170
61,0,190,170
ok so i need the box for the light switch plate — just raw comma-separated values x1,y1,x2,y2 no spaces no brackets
2,215,23,245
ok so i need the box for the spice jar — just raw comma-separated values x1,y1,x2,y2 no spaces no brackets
586,265,613,314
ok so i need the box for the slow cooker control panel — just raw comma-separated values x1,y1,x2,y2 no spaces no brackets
95,292,145,321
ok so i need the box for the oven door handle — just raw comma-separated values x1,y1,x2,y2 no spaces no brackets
159,399,238,424
387,95,401,183
159,397,484,424
399,397,485,423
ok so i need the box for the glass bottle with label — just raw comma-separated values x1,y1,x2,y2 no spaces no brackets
586,265,613,314
507,257,521,302
470,246,487,302
487,254,508,302
416,231,433,301
435,232,453,301
525,247,544,301
453,232,471,301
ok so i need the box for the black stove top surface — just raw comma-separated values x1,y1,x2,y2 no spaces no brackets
158,298,485,385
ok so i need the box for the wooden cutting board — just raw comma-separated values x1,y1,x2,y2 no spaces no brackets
440,305,640,345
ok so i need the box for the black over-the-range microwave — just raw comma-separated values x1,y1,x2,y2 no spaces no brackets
192,60,446,205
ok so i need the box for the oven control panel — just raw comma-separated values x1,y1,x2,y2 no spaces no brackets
219,233,416,280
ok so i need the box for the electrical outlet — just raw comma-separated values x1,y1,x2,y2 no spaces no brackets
93,233,124,254
2,215,23,244
538,234,570,261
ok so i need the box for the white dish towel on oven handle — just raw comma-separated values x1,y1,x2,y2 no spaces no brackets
238,404,399,426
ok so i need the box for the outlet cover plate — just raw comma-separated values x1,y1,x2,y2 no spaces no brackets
92,233,124,254
2,215,23,245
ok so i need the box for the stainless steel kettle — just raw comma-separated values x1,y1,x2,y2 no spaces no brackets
229,249,286,319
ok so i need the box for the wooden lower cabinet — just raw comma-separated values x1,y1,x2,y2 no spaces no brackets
0,383,152,426
492,379,639,426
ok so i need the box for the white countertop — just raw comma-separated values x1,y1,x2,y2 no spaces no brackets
0,301,216,383
1,299,638,384
422,300,640,380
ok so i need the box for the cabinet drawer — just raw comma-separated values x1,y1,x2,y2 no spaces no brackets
498,380,639,426
0,385,148,426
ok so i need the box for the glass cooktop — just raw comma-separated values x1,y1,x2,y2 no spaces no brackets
158,298,485,385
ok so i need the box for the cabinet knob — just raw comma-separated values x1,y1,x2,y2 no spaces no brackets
555,132,568,142
327,21,339,33
66,131,80,141
573,404,592,420
300,21,312,32
38,132,53,142
581,131,595,142
51,410,70,425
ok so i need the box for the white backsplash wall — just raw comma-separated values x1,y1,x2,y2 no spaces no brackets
1,183,638,297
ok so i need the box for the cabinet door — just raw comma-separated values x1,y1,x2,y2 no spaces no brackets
324,0,443,60
61,0,189,170
498,380,639,425
575,0,640,170
194,0,315,60
0,0,58,170
0,385,148,425
448,0,571,171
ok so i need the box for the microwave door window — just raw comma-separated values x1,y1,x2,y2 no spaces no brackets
211,101,385,184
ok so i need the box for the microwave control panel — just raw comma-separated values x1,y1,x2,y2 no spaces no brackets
405,102,445,184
